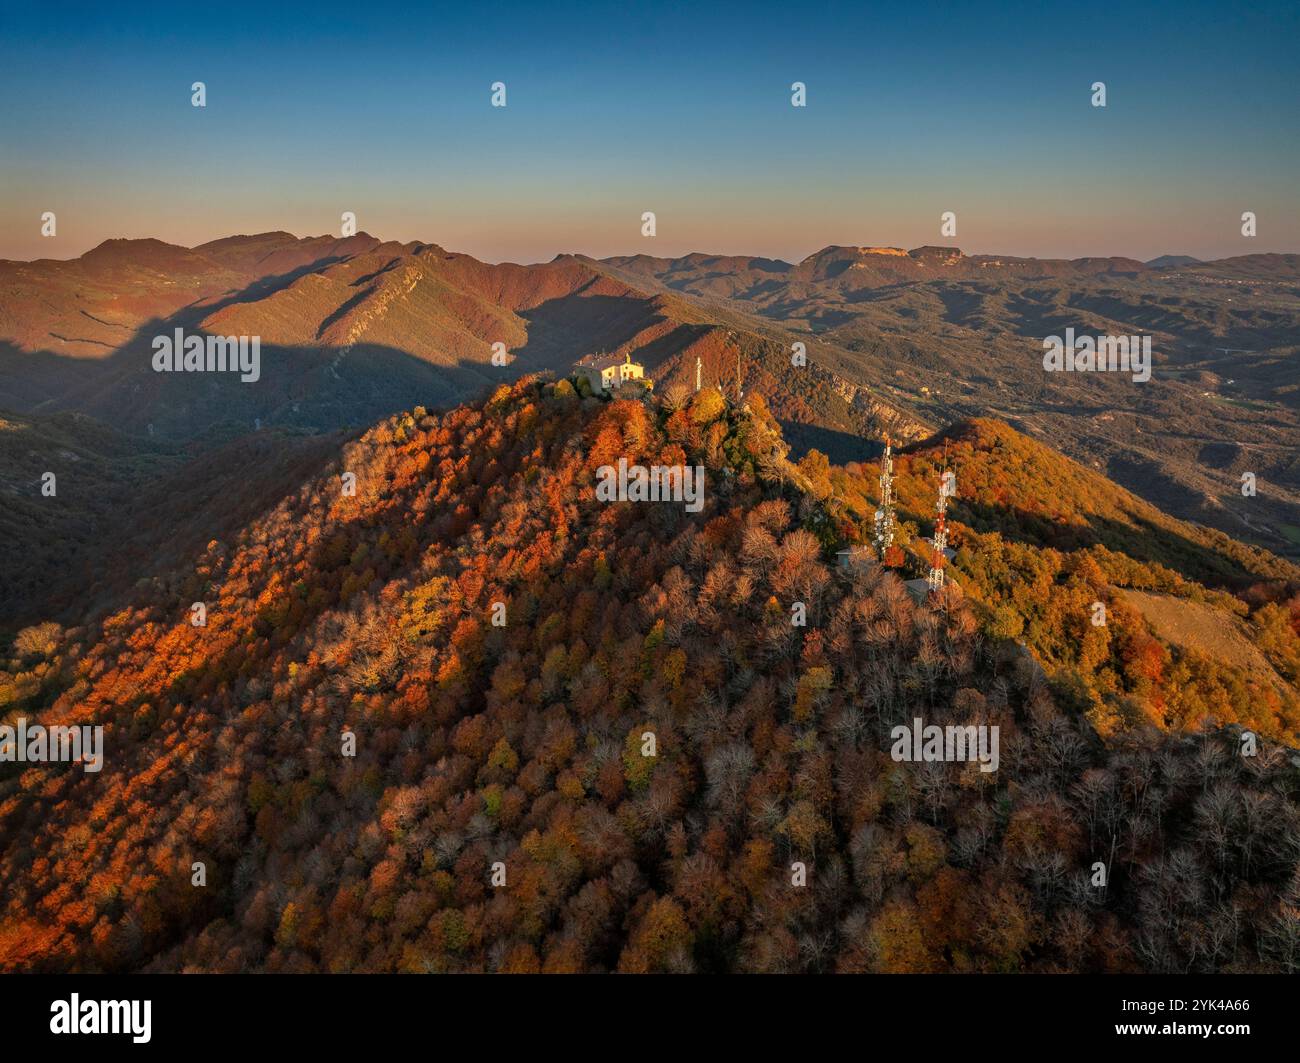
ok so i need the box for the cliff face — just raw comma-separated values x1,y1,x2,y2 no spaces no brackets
827,373,929,441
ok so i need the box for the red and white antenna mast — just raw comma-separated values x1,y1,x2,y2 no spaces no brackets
927,442,953,596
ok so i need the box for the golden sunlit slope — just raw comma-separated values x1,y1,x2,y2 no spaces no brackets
829,418,1300,741
0,234,384,358
1,233,921,452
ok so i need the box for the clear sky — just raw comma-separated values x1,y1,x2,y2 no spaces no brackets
1,0,1297,263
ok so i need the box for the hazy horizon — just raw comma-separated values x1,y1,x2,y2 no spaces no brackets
3,0,1298,262
5,227,1293,269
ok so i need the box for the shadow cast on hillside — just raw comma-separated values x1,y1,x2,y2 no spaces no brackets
0,317,540,441
778,419,881,464
514,290,671,373
0,312,556,627
197,254,357,319
4,282,1286,629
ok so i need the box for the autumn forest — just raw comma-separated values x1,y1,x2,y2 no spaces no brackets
3,378,1298,974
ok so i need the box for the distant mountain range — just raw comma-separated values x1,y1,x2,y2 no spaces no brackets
3,234,1298,561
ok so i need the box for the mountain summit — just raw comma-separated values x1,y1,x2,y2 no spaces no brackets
2,378,1298,973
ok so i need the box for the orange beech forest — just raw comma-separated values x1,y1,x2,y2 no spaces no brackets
2,378,1299,974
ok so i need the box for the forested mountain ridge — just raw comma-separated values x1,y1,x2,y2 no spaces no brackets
588,245,1300,559
1,381,1298,973
7,231,1297,559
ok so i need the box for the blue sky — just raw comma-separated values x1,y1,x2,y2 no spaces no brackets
1,0,1297,262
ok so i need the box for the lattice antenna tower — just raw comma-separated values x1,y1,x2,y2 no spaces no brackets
927,441,953,595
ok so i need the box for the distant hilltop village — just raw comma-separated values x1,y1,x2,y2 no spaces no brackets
572,351,653,396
